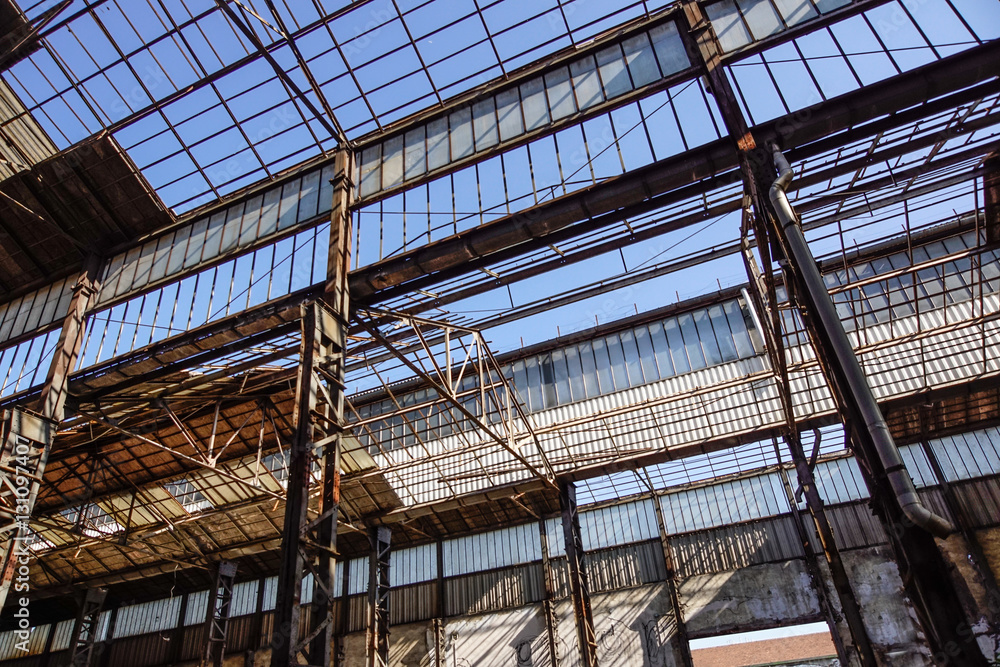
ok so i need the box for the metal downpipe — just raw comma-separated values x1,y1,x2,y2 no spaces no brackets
767,144,954,539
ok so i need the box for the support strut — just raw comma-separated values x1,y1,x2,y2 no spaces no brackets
201,560,237,667
767,145,987,664
68,587,107,667
559,481,598,667
366,525,391,667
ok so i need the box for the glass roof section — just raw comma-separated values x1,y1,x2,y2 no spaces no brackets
5,0,678,213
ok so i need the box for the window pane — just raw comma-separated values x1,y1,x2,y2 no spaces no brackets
708,305,739,361
472,97,499,152
596,45,632,99
705,0,753,52
426,116,450,170
605,333,630,389
648,23,689,75
647,320,675,377
520,76,550,131
539,353,557,408
622,34,660,87
525,355,542,411
449,107,474,159
592,337,615,392
544,66,577,120
663,317,691,374
496,88,524,141
619,329,644,385
570,55,604,110
578,340,600,398
678,313,707,370
565,345,586,402
723,300,755,358
694,309,723,366
551,348,571,405
404,126,426,180
634,324,660,382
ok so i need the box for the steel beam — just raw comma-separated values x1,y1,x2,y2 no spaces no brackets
201,560,238,667
648,493,693,667
559,481,597,667
334,557,351,667
366,525,391,667
0,256,101,611
96,599,119,667
917,407,1000,636
244,575,268,667
67,587,107,667
686,5,877,660
271,149,353,667
433,540,445,667
741,210,875,663
536,518,560,667
985,153,1000,246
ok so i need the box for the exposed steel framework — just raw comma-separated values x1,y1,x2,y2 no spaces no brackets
0,0,997,664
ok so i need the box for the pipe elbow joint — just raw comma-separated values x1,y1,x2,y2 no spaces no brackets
901,500,955,539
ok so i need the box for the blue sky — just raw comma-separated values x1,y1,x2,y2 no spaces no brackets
0,0,997,390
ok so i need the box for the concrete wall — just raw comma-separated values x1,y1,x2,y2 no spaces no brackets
680,559,821,636
591,584,682,667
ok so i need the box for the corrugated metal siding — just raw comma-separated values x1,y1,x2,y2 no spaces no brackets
393,543,437,586
347,594,369,634
930,427,1000,481
824,502,887,549
544,517,564,558
444,562,544,616
48,620,72,652
114,597,182,638
442,523,541,577
261,575,279,611
953,477,1000,528
585,540,666,592
184,590,208,626
812,457,869,503
579,498,658,550
670,514,805,577
347,557,369,595
390,581,438,625
106,633,170,667
660,472,789,533
899,444,937,487
231,580,260,617
0,626,48,660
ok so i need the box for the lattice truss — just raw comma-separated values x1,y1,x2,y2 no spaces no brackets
0,0,995,603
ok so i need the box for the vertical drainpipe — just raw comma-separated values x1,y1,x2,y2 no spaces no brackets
767,144,953,539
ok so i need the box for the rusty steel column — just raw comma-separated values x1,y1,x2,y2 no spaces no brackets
67,587,107,667
169,592,190,665
366,525,391,667
244,576,267,667
681,4,875,663
984,153,1000,245
766,148,988,663
0,255,102,613
918,407,1000,632
649,494,694,667
333,558,351,667
96,599,119,667
433,540,445,667
201,560,237,667
537,518,560,667
559,481,597,667
271,149,352,667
